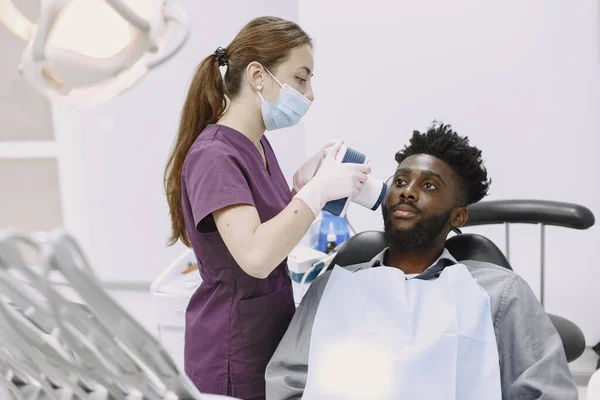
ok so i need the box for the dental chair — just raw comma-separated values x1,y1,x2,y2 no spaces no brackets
327,200,594,363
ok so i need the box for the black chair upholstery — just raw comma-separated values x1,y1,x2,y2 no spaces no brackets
328,230,585,363
329,230,387,267
445,234,511,270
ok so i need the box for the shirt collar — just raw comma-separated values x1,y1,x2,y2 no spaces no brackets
358,247,458,279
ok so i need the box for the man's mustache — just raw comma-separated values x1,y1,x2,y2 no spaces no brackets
387,199,420,214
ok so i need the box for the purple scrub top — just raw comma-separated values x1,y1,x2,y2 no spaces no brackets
181,124,295,399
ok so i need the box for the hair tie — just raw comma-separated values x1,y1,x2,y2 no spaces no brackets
213,47,228,67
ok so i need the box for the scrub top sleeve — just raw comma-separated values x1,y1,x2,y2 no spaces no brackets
184,144,256,229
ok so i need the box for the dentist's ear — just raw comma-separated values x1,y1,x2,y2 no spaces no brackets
246,61,264,91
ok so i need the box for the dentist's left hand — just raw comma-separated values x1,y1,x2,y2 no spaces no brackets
293,141,336,193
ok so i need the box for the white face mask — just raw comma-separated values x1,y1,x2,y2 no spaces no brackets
257,68,312,131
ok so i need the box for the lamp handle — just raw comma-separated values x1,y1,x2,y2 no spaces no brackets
30,0,65,61
105,0,150,33
146,3,189,69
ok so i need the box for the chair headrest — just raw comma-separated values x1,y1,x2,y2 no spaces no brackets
446,234,511,270
328,231,387,268
328,231,511,270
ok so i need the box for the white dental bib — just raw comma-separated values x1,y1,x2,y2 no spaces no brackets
303,263,502,400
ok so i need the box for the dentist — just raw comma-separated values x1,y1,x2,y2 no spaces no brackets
163,16,370,400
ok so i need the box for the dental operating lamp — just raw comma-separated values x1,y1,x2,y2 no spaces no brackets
0,0,189,108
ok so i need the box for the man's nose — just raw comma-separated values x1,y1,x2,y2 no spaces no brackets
400,184,418,201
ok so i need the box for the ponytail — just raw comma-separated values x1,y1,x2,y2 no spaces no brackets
165,16,312,247
164,54,226,247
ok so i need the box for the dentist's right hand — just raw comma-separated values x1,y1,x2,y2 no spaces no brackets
293,141,371,217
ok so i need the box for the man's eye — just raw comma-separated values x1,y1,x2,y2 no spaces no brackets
296,77,307,84
424,182,438,190
395,178,405,186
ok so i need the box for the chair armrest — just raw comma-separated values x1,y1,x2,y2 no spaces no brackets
465,200,595,229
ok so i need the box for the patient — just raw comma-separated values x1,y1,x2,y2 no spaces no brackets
265,123,577,400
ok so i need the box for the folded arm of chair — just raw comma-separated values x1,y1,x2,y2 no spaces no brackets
465,200,595,229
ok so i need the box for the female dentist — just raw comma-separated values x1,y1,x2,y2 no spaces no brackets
163,16,370,400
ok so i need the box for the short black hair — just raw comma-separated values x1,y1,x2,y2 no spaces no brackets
395,122,491,206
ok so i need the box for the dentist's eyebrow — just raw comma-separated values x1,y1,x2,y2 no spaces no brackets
298,66,313,76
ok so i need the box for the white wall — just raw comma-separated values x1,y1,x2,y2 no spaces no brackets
298,0,600,344
50,0,600,347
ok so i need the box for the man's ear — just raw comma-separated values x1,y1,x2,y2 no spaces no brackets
450,207,468,229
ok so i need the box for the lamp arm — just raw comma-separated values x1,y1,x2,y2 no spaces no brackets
0,0,34,41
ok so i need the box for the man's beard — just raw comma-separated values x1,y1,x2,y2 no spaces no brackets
382,204,452,251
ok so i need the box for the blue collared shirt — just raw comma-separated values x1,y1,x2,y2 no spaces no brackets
266,248,577,400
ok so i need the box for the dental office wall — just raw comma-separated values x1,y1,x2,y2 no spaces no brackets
0,2,61,237
4,0,598,368
49,0,303,335
298,0,600,348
